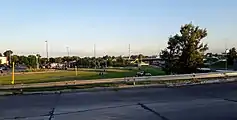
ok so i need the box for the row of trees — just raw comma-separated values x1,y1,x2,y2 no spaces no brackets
0,51,144,68
48,55,132,68
0,51,42,68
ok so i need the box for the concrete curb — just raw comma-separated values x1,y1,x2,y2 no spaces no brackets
0,84,166,96
0,92,13,96
1,79,236,96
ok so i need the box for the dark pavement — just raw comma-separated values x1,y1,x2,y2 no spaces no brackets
0,82,237,120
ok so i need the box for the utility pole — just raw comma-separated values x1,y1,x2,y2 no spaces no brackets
66,47,69,57
225,42,228,71
129,44,131,60
66,46,70,68
9,54,11,67
36,55,39,69
94,44,96,58
94,44,96,69
45,40,49,62
11,62,15,85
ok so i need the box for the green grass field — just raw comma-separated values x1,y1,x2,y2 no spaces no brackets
0,66,165,85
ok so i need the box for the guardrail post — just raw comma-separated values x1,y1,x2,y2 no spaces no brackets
20,88,23,93
124,77,127,82
223,72,228,80
133,78,136,86
192,73,196,82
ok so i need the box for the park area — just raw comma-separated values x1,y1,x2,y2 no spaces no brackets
0,66,165,85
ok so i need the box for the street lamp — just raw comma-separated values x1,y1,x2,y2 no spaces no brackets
36,55,39,69
94,44,96,69
45,40,49,62
66,47,69,57
225,49,229,71
224,39,228,71
66,46,70,68
128,44,131,60
9,54,11,66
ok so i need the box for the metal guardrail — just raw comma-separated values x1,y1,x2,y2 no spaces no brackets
1,72,237,90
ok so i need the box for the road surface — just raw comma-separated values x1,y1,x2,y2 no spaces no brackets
0,82,237,120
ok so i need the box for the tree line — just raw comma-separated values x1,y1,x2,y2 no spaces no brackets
0,51,144,68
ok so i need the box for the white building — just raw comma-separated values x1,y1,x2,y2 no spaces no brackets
0,57,8,65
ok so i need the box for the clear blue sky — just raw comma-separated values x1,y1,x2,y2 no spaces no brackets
0,0,236,57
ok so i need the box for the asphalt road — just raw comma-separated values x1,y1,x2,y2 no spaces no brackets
0,82,237,120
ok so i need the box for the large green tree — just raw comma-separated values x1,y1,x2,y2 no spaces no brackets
40,58,48,65
3,50,13,65
138,54,144,63
3,50,13,57
36,54,41,63
49,57,56,63
160,23,208,74
55,57,63,63
12,55,19,63
28,55,37,68
227,47,237,65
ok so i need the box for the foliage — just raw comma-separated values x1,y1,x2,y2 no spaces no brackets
0,50,140,68
3,50,13,64
138,54,144,63
227,47,237,65
3,50,13,57
160,23,208,74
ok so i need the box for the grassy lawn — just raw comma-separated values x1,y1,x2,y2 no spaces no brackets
0,66,165,85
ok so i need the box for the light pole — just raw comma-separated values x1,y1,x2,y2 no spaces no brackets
45,40,49,62
94,44,96,69
128,44,131,60
225,49,229,71
225,41,228,71
36,55,39,69
105,59,108,68
9,54,11,66
66,46,70,68
66,47,69,57
94,44,96,58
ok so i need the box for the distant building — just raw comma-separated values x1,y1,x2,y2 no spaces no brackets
0,57,8,65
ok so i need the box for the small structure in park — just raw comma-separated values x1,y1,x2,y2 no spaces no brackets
0,57,8,65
